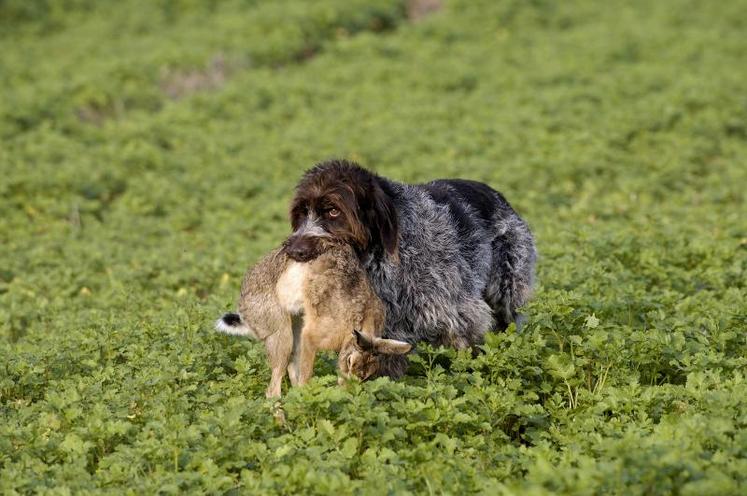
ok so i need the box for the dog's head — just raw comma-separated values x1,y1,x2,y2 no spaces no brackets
285,160,398,262
338,330,412,382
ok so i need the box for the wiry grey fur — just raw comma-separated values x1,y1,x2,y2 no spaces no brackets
289,160,538,378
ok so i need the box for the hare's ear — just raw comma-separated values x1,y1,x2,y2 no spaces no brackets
353,330,412,355
353,330,375,352
372,337,412,355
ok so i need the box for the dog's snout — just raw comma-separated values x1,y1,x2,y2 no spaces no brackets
286,244,308,261
285,236,315,261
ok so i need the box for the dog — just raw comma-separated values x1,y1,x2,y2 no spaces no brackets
285,159,537,378
215,243,411,397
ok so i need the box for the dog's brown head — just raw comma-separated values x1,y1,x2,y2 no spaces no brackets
285,160,398,262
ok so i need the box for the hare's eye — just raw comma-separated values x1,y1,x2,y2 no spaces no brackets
327,208,340,218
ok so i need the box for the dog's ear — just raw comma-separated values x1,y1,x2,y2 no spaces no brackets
289,195,306,231
370,182,399,259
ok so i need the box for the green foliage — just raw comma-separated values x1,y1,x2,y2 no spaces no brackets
1,0,746,493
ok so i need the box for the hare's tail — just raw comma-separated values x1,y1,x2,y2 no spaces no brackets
215,312,253,337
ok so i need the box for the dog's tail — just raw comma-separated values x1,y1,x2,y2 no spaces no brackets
215,312,253,337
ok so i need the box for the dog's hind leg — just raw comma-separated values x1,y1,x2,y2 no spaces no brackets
484,222,537,331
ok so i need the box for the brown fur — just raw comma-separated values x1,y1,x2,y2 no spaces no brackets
224,242,410,397
286,163,398,262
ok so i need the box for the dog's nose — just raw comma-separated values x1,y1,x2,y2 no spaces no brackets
286,244,308,261
285,237,313,261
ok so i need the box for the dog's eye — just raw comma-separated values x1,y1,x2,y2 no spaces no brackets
327,208,340,218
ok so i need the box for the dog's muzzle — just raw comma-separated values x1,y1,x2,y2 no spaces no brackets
285,235,320,262
285,216,329,262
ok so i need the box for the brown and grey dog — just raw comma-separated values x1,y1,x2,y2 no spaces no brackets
215,243,411,397
285,159,537,378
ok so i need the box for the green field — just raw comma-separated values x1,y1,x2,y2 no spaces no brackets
1,0,746,493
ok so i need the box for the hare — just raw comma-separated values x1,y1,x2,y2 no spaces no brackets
215,243,411,397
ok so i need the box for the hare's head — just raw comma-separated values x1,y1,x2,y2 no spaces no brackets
338,330,412,382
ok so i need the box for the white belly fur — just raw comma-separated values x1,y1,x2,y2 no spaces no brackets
276,261,308,315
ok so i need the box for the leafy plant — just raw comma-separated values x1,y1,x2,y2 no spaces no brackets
1,0,746,493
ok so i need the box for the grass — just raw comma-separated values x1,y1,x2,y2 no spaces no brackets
1,0,746,493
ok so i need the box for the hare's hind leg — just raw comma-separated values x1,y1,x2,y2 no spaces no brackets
287,314,304,386
296,319,322,386
264,327,293,398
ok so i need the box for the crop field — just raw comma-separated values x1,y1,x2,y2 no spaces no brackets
1,0,746,493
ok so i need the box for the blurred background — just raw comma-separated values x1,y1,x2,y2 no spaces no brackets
2,0,743,330
1,1,745,492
